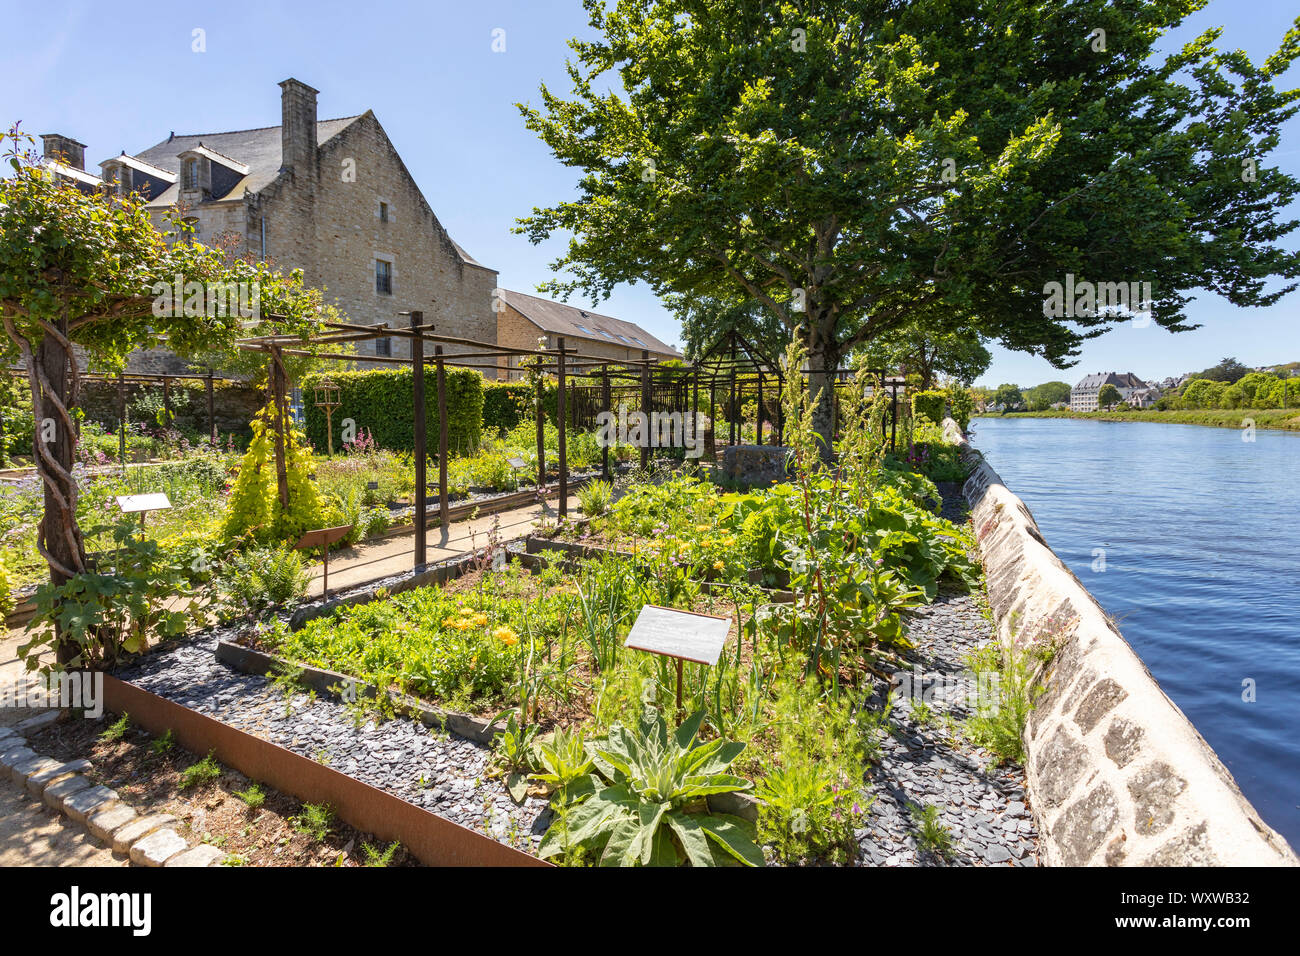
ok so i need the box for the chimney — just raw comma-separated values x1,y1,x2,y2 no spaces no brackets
41,133,86,170
278,78,319,178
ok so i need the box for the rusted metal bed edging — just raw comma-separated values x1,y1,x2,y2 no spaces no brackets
100,675,547,867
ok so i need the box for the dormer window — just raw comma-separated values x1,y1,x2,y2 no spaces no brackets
113,165,130,196
183,159,199,190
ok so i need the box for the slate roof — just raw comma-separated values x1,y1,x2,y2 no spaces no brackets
499,289,680,357
130,116,362,207
1074,371,1147,390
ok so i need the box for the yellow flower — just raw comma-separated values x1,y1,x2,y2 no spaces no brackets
471,612,488,627
713,560,725,571
722,536,736,548
695,524,712,533
494,626,519,646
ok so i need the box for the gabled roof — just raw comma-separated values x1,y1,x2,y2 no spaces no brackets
499,289,681,357
130,115,363,206
1074,371,1147,390
100,152,177,182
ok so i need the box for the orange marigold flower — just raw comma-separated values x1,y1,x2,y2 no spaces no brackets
494,626,519,646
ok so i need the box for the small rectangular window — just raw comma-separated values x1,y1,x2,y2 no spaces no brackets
375,337,392,357
183,159,198,190
379,201,389,223
375,259,392,294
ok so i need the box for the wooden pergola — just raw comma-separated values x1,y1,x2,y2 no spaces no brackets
237,311,665,571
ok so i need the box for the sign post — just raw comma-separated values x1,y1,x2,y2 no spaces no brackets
294,524,355,601
116,493,173,541
623,605,732,719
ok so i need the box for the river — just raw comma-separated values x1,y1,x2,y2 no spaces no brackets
969,415,1299,850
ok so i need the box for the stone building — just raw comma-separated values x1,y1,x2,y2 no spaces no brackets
495,289,680,381
39,78,499,374
1070,371,1149,411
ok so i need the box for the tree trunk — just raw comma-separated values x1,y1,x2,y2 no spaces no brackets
804,317,840,459
34,329,86,665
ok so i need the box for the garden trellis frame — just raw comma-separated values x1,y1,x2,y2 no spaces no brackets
237,313,665,572
1,365,241,466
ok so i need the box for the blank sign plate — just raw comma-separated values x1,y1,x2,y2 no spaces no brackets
116,493,172,514
624,604,732,666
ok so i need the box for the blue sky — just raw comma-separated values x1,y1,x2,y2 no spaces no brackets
3,0,1297,389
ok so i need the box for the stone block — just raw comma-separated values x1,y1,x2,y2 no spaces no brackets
164,844,228,867
1055,782,1120,866
129,828,189,867
87,803,138,843
62,784,121,824
0,745,37,772
42,773,92,810
112,813,178,855
15,710,62,734
11,755,58,786
26,758,93,796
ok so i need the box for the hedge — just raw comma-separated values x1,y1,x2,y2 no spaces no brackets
912,389,947,425
483,379,560,434
301,366,483,455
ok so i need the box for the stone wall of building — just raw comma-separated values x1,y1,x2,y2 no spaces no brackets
943,418,1296,866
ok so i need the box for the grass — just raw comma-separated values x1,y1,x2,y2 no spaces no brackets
980,407,1300,431
910,802,954,858
362,841,401,867
292,802,335,843
99,712,130,742
233,783,266,810
178,751,222,789
150,728,175,755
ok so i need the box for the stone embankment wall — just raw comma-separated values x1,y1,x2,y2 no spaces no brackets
942,418,1296,866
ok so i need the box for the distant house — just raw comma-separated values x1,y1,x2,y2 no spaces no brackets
494,290,680,381
1126,387,1161,409
1070,372,1148,411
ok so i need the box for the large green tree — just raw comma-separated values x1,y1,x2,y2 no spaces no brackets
517,0,1300,450
0,128,329,660
854,319,992,388
1023,380,1072,410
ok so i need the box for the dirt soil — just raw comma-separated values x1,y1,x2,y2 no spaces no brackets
27,714,422,867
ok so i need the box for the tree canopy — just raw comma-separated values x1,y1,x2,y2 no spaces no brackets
517,0,1300,446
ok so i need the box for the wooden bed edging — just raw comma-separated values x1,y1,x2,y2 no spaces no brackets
100,675,547,867
214,640,506,746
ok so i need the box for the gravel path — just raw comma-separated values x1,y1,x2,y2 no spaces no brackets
115,633,549,854
851,481,1039,866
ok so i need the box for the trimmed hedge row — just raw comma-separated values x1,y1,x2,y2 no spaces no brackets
301,367,484,455
912,389,947,425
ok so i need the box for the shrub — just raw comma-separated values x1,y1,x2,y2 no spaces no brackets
945,385,975,431
223,402,324,544
0,558,13,620
577,479,613,517
911,389,947,425
220,544,311,618
300,367,483,455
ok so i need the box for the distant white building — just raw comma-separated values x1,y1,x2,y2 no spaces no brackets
1126,387,1161,409
1070,372,1149,411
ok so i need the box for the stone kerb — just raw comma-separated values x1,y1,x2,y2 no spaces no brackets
942,418,1296,866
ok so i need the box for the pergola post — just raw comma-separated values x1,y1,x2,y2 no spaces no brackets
640,349,650,469
601,364,611,479
691,367,699,458
756,370,765,445
206,368,216,446
557,337,568,518
411,312,427,567
436,345,449,528
269,346,290,511
729,345,738,448
162,377,171,427
117,373,126,466
535,366,545,491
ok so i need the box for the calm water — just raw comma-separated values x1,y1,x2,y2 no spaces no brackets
970,416,1300,849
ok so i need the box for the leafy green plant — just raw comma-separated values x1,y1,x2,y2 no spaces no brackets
151,729,175,755
222,401,324,544
19,520,219,670
99,712,130,743
576,479,613,518
0,558,13,620
530,726,596,805
219,543,311,618
234,783,266,810
963,642,1042,764
491,711,540,802
179,751,222,789
538,708,762,867
292,803,334,842
911,802,954,859
362,841,400,867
